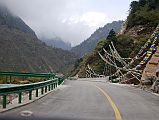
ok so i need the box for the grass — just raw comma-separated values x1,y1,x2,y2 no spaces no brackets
0,76,46,84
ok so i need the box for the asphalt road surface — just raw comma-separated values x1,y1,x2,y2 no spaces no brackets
0,78,159,120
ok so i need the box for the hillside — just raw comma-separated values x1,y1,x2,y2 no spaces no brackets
40,37,71,50
71,21,124,58
73,0,159,79
127,0,159,30
0,6,77,74
71,31,148,77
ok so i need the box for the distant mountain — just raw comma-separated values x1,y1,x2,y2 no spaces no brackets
0,5,77,74
71,21,124,58
40,37,71,50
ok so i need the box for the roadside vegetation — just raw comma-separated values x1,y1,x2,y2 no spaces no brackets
0,76,45,84
127,0,159,29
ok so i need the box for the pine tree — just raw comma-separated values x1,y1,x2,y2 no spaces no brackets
107,29,117,44
138,0,147,7
130,1,139,13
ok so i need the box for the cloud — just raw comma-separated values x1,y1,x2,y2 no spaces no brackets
0,0,133,46
79,12,108,27
63,12,108,27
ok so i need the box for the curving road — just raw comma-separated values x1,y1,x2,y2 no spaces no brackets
0,78,159,120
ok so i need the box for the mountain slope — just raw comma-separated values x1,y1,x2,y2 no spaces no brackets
71,32,146,78
40,37,71,50
0,6,77,74
71,21,124,58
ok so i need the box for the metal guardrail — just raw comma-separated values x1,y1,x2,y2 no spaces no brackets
0,72,65,109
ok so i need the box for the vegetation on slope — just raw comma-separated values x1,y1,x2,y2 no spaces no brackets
71,21,124,58
0,26,77,74
127,0,159,29
72,30,149,78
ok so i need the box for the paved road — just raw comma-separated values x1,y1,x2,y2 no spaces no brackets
0,78,159,120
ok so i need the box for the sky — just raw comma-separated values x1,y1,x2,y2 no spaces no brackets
0,0,134,46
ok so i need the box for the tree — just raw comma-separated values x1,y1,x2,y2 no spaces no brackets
147,0,158,9
130,1,139,13
107,29,117,44
138,0,147,6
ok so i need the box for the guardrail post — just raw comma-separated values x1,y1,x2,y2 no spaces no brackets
41,87,44,95
58,78,60,85
18,92,22,104
55,82,56,88
51,84,53,90
56,81,58,87
36,89,38,97
2,95,7,109
53,82,55,89
45,86,47,93
29,91,32,100
49,85,51,91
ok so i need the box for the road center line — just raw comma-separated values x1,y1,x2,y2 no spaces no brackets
93,85,122,120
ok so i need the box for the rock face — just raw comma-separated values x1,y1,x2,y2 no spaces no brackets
121,25,159,85
119,21,127,35
141,47,159,84
125,25,155,37
71,21,124,58
119,20,155,38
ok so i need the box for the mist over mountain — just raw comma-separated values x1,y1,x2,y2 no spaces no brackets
0,4,35,36
71,21,124,58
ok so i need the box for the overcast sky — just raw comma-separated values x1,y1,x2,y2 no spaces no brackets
0,0,133,46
